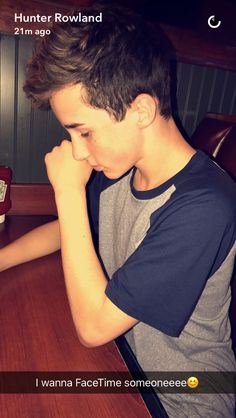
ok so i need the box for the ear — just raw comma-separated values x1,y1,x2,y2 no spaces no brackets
131,94,158,128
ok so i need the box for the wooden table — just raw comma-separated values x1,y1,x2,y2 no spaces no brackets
0,215,154,418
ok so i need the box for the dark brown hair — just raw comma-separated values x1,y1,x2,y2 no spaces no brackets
24,3,172,121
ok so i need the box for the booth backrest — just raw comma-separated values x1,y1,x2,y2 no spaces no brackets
191,113,236,180
191,112,236,355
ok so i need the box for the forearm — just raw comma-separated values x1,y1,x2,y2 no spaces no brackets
44,143,137,347
55,190,108,344
0,219,61,272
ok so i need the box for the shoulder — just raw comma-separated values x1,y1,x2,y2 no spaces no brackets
190,156,235,219
146,152,236,260
157,151,236,225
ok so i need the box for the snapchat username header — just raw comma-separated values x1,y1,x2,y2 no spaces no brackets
13,12,103,37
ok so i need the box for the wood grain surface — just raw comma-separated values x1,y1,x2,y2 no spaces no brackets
0,215,151,418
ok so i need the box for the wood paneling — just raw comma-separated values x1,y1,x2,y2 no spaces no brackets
174,63,236,138
0,33,68,182
15,36,34,181
0,35,15,168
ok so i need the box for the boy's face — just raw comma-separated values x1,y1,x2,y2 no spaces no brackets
50,84,143,179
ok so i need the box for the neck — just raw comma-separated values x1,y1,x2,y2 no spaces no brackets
134,117,196,191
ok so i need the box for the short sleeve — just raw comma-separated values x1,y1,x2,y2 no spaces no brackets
105,191,236,337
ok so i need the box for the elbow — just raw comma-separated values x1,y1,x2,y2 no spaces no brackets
76,327,108,348
79,338,100,348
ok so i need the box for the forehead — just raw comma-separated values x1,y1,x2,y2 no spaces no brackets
50,83,112,125
50,84,89,116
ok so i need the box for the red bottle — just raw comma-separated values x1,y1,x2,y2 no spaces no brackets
0,166,12,223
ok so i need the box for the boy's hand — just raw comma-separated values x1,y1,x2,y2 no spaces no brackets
45,140,92,194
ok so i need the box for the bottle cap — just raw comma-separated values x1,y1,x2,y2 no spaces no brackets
0,214,5,223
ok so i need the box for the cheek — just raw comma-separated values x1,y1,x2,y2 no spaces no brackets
91,127,138,165
108,142,132,161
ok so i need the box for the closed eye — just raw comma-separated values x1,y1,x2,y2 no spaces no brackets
80,132,90,138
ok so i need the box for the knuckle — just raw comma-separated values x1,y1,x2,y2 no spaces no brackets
61,139,69,147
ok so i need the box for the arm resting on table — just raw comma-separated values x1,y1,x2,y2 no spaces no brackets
0,220,60,272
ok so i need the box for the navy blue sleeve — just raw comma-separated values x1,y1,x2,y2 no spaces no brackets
105,188,236,337
86,172,101,237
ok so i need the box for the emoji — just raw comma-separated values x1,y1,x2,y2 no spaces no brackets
187,376,199,389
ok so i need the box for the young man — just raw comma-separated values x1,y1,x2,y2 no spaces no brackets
1,3,236,417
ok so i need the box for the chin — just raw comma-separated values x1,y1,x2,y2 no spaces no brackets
103,171,117,179
103,167,132,180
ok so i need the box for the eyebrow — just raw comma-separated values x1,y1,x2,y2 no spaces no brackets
64,122,85,129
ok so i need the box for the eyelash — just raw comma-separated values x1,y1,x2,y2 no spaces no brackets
80,132,90,138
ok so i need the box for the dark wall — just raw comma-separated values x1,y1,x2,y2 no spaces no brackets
0,34,67,182
0,33,236,183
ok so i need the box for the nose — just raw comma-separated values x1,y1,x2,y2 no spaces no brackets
71,135,90,161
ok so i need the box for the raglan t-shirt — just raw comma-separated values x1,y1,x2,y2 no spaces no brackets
87,150,236,417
